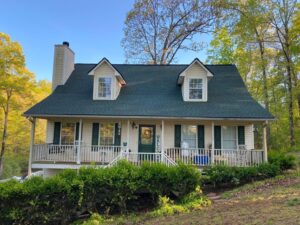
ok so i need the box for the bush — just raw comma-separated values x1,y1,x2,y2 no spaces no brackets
203,163,281,188
268,151,296,171
0,161,200,224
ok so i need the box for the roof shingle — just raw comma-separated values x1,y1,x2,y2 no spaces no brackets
24,63,274,120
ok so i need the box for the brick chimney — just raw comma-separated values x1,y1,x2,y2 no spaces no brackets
52,41,74,90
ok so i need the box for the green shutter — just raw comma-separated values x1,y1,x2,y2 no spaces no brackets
53,122,61,144
92,123,99,146
197,125,205,148
214,126,221,149
114,123,121,146
238,126,245,145
174,125,181,147
75,122,80,141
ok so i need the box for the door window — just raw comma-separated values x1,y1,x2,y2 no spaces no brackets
140,127,154,145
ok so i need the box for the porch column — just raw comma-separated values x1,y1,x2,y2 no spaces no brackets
263,121,268,162
76,119,82,164
161,120,165,160
211,122,215,165
127,120,130,152
28,117,36,177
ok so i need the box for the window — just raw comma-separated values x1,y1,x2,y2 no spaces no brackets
98,77,112,98
222,126,237,150
61,123,76,145
181,125,197,148
189,78,203,100
99,123,114,145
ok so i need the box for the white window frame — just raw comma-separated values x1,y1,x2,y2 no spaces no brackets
98,123,115,146
188,78,203,101
60,122,76,145
221,126,238,150
181,125,198,149
97,76,112,100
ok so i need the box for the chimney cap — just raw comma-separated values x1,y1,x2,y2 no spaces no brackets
62,41,69,47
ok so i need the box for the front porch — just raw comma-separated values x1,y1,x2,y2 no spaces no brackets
28,118,268,172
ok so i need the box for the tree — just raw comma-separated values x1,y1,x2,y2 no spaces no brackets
207,27,235,64
269,0,299,146
0,32,34,176
122,0,215,64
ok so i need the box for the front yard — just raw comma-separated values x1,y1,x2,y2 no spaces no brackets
81,170,300,225
141,172,300,225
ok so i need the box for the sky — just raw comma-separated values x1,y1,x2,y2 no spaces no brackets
1,0,211,81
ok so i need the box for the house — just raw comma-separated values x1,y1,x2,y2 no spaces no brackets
24,42,274,177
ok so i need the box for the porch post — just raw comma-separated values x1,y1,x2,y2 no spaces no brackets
211,122,215,165
28,117,36,177
76,119,82,164
127,120,130,152
161,120,165,162
263,121,268,162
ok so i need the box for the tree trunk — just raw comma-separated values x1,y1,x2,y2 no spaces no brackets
0,103,9,177
257,37,271,145
286,63,295,146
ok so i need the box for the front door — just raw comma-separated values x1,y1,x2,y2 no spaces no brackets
138,125,156,153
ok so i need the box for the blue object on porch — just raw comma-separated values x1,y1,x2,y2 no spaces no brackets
193,155,209,165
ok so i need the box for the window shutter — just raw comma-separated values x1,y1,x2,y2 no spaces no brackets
238,126,245,145
174,125,181,147
114,123,121,146
214,126,221,149
53,122,61,144
92,123,99,146
197,125,205,148
75,122,80,141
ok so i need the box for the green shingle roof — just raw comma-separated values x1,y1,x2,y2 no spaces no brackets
24,63,274,120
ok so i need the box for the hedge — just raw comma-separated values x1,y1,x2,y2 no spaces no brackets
0,161,200,224
202,163,281,188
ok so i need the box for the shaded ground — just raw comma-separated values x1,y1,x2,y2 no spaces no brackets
122,172,300,225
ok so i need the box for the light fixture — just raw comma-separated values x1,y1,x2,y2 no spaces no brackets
131,122,138,129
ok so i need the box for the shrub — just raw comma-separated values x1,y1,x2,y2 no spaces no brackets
0,161,201,224
268,151,296,171
203,163,281,188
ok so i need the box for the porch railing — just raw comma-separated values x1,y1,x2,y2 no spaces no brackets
32,144,124,164
32,144,264,167
165,148,264,167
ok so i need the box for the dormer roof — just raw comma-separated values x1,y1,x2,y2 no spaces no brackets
177,58,214,85
88,58,126,85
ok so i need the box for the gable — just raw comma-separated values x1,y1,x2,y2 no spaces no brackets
88,58,126,85
93,61,115,76
177,59,213,85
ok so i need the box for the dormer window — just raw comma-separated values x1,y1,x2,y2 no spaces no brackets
189,78,203,100
88,58,126,100
98,77,112,99
177,58,213,102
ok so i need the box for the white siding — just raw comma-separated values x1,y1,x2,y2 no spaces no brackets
82,122,92,145
45,119,255,151
46,120,54,143
245,124,254,149
182,63,208,102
